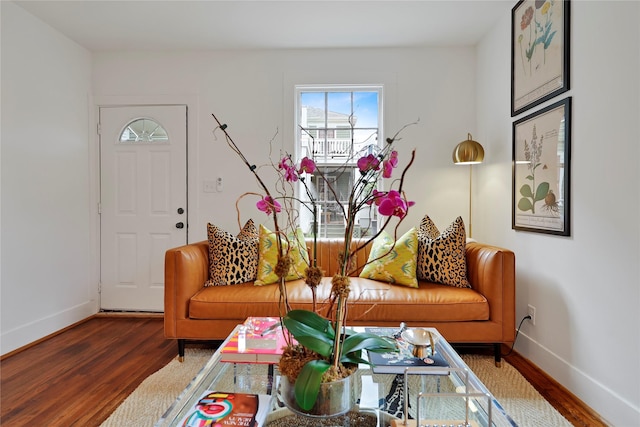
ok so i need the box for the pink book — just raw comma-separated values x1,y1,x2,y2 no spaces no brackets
220,317,289,364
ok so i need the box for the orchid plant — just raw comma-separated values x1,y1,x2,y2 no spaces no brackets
212,113,416,411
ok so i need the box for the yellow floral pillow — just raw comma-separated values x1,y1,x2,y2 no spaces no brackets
359,227,418,288
255,224,310,286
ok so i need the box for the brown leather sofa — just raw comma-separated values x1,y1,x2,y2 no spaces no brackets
164,239,515,363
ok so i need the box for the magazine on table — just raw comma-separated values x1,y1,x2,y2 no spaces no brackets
178,390,271,427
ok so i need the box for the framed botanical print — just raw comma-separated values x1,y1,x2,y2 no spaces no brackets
512,97,571,235
511,0,570,116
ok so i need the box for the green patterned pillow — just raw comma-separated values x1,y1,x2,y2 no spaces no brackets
206,219,258,286
255,224,310,286
417,215,470,288
359,228,418,288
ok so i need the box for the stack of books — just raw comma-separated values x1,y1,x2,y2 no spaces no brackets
365,327,449,374
220,317,288,364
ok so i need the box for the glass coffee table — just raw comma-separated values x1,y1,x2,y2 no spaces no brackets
155,326,517,427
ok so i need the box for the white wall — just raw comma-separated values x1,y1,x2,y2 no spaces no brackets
5,1,639,424
0,2,96,354
92,47,479,241
476,1,640,425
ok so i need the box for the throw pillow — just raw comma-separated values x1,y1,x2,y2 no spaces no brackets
255,224,310,286
417,215,471,288
359,228,419,288
206,219,259,287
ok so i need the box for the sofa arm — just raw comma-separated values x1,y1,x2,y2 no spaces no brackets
465,241,516,342
164,240,209,338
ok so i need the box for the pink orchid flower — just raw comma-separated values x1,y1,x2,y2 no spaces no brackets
279,156,298,182
357,154,380,173
256,196,281,215
366,189,385,206
298,157,316,174
284,166,298,182
382,151,398,178
378,190,415,219
278,157,290,170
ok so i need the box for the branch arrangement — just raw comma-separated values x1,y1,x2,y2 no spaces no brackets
213,112,417,411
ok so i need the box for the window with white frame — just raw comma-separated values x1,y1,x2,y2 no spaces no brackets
295,85,383,238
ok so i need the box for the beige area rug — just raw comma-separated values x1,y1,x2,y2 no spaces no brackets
101,349,212,427
101,349,572,427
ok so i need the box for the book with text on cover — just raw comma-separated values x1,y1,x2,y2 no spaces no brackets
220,317,288,364
365,327,450,375
178,390,271,427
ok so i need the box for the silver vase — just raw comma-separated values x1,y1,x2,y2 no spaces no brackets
280,373,356,418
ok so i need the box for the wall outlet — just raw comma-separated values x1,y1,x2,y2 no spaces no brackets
527,304,536,326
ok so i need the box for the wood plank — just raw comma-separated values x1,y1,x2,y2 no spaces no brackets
505,352,608,427
0,317,176,426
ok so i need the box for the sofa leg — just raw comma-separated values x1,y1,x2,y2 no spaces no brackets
178,339,185,363
494,343,502,367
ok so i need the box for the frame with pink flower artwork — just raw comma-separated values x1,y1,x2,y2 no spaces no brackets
511,0,570,116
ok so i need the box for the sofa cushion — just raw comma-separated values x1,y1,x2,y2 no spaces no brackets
205,220,258,287
417,215,471,288
255,224,310,286
189,277,489,323
359,228,418,288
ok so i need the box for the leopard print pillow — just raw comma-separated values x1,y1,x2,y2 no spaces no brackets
417,215,470,288
205,219,258,286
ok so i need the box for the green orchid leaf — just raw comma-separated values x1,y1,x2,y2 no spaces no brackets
535,182,550,202
283,310,335,356
519,184,533,198
518,198,534,212
340,353,370,365
526,175,534,181
341,333,396,355
294,335,333,357
284,310,335,338
294,359,331,411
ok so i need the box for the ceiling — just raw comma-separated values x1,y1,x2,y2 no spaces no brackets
14,0,511,51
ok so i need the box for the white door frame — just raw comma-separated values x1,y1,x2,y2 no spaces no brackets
90,95,199,312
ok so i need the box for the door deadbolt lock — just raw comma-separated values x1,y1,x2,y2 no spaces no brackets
176,222,184,229
177,208,184,214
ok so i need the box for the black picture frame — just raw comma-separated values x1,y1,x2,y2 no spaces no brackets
512,97,571,236
511,0,570,116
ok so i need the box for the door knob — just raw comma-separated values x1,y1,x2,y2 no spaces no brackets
177,208,184,214
176,222,184,229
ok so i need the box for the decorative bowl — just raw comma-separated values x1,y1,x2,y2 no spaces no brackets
401,328,437,357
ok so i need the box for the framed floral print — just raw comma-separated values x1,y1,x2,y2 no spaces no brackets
511,0,570,116
512,97,571,235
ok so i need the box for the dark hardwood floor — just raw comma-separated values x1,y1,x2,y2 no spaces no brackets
0,316,606,427
0,316,177,426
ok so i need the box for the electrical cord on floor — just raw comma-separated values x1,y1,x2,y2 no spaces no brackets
501,314,532,357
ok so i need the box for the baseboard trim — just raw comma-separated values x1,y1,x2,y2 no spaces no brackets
518,333,637,426
95,311,164,319
506,350,609,426
1,312,95,360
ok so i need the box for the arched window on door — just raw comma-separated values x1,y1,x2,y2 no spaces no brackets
119,118,168,143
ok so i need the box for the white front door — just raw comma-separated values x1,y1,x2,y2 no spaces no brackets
99,105,187,311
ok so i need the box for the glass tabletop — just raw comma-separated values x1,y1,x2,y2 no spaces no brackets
155,326,517,427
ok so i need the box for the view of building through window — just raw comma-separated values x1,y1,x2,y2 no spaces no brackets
296,86,382,238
